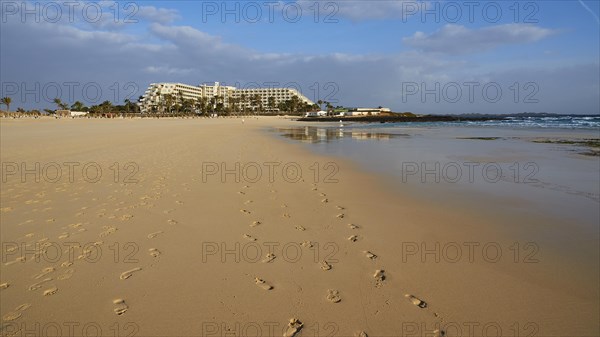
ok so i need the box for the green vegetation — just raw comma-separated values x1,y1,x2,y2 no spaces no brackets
1,97,11,112
532,139,600,148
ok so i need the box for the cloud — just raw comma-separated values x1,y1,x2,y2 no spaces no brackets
137,6,181,24
143,66,194,75
1,13,597,114
403,24,557,54
297,0,416,20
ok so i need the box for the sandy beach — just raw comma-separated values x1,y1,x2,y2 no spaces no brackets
1,117,598,337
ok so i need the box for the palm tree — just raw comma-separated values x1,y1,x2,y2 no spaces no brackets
99,100,113,115
268,96,276,113
53,98,68,110
1,97,11,112
71,101,85,111
123,99,132,114
176,92,185,115
290,95,301,114
229,97,238,116
164,94,174,115
317,100,323,111
325,101,334,115
199,97,209,116
257,95,264,114
251,94,261,114
137,96,144,115
240,94,247,116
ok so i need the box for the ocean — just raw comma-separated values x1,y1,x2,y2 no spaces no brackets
275,116,599,232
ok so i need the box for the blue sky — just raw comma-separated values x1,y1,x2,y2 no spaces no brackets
1,0,599,114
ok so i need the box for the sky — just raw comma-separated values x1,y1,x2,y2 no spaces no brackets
1,0,599,114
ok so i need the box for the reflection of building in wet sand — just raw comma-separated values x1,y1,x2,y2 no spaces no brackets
350,132,393,140
279,127,408,143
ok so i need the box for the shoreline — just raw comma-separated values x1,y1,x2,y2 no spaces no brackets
1,117,598,336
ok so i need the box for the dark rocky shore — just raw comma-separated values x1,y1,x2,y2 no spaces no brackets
298,114,508,123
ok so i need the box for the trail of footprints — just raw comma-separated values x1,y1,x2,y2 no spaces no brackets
2,176,181,321
3,175,440,327
231,182,444,337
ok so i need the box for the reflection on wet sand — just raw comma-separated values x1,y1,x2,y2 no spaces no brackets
277,126,409,143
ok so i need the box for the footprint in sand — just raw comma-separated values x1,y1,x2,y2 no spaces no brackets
283,318,303,337
167,219,178,225
237,191,246,195
175,201,184,205
2,303,31,321
33,267,55,279
282,213,291,218
337,206,345,210
250,221,261,227
61,261,73,268
99,226,117,237
319,193,326,197
262,253,276,263
0,282,9,290
119,214,134,221
113,299,129,315
57,269,75,280
254,278,273,290
321,198,328,203
120,267,142,280
58,232,70,239
374,270,385,287
29,278,53,291
243,234,257,241
355,332,368,337
43,286,58,296
320,261,332,271
244,200,253,204
348,235,358,242
336,213,345,219
240,209,251,215
16,304,31,312
149,248,161,257
405,294,427,308
295,226,306,231
348,224,359,229
432,329,445,337
364,251,377,260
326,289,341,303
147,231,163,239
301,241,313,248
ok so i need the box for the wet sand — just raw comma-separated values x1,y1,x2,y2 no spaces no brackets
1,117,598,336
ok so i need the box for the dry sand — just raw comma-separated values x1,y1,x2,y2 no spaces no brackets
0,117,598,336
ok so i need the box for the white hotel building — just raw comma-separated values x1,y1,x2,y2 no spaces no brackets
139,82,314,114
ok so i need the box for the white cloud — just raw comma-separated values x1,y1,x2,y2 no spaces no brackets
1,14,597,114
144,66,194,75
403,24,557,54
297,0,418,20
137,6,181,24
